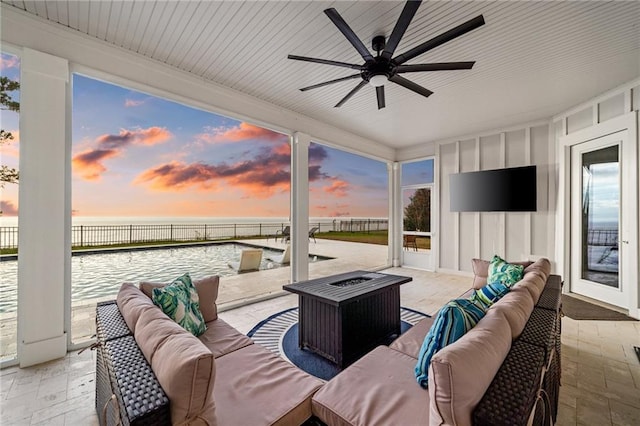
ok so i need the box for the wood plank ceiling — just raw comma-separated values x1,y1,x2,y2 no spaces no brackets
3,1,639,148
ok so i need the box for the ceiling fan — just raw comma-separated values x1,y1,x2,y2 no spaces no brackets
288,0,484,110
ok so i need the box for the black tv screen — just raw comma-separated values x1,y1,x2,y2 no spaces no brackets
449,165,537,212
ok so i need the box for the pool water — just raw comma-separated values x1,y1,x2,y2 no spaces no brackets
0,243,323,313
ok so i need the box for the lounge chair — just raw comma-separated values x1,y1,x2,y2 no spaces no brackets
267,244,290,264
274,226,290,243
308,226,319,243
228,248,263,272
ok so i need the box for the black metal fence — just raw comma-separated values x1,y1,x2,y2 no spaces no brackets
0,218,388,250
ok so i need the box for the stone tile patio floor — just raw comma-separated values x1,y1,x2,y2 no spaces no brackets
1,248,639,424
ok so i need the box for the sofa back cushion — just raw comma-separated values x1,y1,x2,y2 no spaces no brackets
116,283,157,333
428,308,512,426
489,286,535,339
135,303,217,425
140,275,220,322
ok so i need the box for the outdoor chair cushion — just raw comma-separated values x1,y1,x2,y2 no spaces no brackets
140,275,220,322
214,343,323,426
116,282,157,333
312,346,429,426
428,308,512,426
471,281,510,308
389,316,436,359
487,285,535,339
198,317,254,358
134,300,216,425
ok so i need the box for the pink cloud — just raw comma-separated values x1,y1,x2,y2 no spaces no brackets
0,200,18,215
96,127,171,148
0,56,19,70
72,149,120,181
0,130,19,158
124,99,145,107
323,180,350,197
134,143,312,197
331,211,351,217
197,122,288,144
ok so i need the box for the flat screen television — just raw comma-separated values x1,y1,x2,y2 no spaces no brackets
449,165,537,212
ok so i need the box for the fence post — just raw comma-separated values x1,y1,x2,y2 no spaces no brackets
204,224,208,240
129,225,133,244
234,224,237,239
259,223,262,237
80,225,83,247
170,224,173,242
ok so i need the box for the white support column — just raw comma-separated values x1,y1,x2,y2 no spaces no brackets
291,132,310,282
18,48,69,367
389,162,400,266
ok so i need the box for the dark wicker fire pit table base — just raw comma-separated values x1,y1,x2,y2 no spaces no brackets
283,270,412,368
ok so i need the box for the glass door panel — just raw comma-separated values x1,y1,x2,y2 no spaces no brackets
580,145,619,288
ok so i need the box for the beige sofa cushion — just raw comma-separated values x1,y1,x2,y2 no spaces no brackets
313,346,429,426
116,283,157,333
428,308,512,426
135,303,217,425
140,275,220,322
214,344,323,426
471,258,533,289
198,317,254,358
488,286,535,339
389,316,435,359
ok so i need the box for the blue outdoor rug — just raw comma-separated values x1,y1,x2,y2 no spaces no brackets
247,307,429,381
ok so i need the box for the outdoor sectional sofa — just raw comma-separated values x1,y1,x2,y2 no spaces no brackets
311,257,562,425
95,257,561,425
95,277,324,425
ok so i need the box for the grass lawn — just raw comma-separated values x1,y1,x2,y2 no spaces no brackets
315,230,388,245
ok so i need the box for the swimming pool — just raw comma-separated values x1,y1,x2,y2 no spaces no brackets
0,242,327,314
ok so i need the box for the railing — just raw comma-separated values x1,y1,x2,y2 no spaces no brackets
0,218,388,250
586,228,618,247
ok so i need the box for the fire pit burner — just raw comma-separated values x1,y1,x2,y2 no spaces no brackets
329,277,372,287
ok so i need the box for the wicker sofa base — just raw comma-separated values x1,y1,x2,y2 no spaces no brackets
95,301,170,425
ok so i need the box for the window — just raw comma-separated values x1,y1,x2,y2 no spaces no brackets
401,159,434,267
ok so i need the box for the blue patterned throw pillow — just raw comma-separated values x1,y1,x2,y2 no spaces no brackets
415,298,486,388
152,273,207,336
471,281,511,308
487,255,524,287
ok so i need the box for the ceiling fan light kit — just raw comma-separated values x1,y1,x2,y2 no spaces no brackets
288,0,485,110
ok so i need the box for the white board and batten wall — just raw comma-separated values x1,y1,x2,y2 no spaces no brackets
434,123,555,276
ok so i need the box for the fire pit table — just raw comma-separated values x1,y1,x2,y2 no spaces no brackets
283,270,412,368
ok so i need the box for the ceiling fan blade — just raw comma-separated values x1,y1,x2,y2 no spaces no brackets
381,0,422,60
394,15,485,65
335,81,367,107
389,74,433,98
288,55,362,70
300,74,362,92
324,8,374,62
376,86,386,110
396,61,475,73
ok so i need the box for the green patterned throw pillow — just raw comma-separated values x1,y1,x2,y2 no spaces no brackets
487,255,524,287
152,273,207,336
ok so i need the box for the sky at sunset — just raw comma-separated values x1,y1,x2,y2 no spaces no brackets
0,51,389,219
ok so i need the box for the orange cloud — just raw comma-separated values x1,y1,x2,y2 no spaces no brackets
96,127,171,148
0,55,19,70
134,143,300,197
72,149,119,181
0,200,18,215
323,180,350,197
124,99,145,107
198,122,288,144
